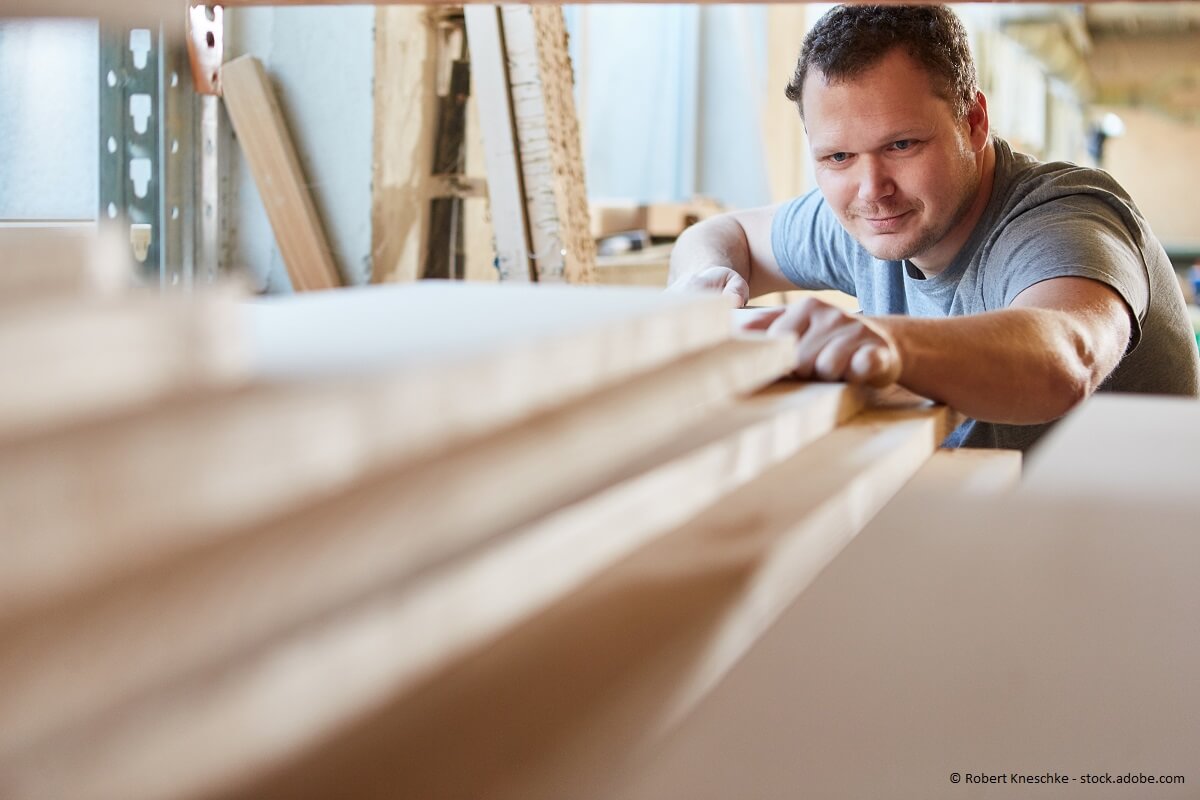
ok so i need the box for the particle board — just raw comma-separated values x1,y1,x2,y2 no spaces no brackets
220,55,342,292
605,493,1200,800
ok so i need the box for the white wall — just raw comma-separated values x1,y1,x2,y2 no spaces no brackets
224,6,376,291
1100,107,1200,250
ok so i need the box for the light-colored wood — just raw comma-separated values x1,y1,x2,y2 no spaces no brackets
464,5,533,281
242,281,730,379
220,56,342,291
466,6,595,283
903,447,1022,494
0,282,733,619
201,404,951,800
763,4,811,202
0,225,130,301
608,493,1200,800
0,336,795,776
0,290,247,443
370,7,439,284
1021,393,1200,503
527,5,595,283
463,69,498,282
0,382,863,800
0,320,783,627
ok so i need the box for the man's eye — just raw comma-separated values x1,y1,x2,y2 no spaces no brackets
892,140,914,151
829,152,849,163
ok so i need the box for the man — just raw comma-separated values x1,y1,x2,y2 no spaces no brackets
668,4,1199,450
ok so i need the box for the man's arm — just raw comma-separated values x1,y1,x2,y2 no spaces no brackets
746,276,1132,424
667,205,799,305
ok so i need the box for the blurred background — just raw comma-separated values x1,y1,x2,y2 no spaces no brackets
2,3,1198,291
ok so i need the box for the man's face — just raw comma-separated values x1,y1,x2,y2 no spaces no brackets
803,48,988,272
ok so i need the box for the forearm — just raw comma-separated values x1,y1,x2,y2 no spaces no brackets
876,308,1116,424
668,216,753,286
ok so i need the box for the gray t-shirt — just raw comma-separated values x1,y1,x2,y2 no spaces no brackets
771,137,1200,451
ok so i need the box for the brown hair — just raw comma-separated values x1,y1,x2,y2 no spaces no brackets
785,5,978,119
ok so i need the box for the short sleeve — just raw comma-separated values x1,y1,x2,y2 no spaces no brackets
770,189,859,296
989,194,1150,350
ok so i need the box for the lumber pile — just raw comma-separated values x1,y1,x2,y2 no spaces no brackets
0,227,1071,800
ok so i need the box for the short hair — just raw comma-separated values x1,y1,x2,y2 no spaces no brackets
785,5,979,119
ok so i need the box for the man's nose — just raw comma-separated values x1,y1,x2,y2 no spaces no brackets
857,158,896,202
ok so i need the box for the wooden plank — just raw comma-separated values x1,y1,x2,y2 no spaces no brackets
0,335,795,778
466,6,595,284
0,225,129,301
0,290,247,443
464,5,534,281
0,381,864,800
762,4,812,202
607,493,1200,800
202,404,952,800
1021,394,1200,503
463,55,498,283
0,282,734,620
902,447,1022,494
370,6,439,284
525,5,595,283
242,281,731,380
220,55,342,292
0,322,785,627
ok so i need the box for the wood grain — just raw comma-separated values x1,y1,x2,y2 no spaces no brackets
220,56,342,291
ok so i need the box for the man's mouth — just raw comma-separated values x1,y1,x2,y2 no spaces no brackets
861,210,911,232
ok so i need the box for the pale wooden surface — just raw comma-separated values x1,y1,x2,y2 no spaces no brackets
607,493,1200,800
1,382,866,800
0,225,129,301
905,447,1022,494
527,5,596,283
0,291,247,442
0,336,794,777
220,56,342,291
370,7,438,284
464,5,534,281
208,405,952,800
1021,393,1200,503
243,281,729,379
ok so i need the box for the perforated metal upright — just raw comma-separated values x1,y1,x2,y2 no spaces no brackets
99,18,196,288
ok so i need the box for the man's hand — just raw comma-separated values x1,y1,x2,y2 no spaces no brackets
666,266,750,308
739,297,902,387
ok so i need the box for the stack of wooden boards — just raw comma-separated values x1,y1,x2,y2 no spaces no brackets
3,226,1194,799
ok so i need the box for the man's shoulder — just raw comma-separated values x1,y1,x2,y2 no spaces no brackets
994,138,1134,207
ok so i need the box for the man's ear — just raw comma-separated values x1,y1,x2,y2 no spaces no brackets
967,90,990,151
